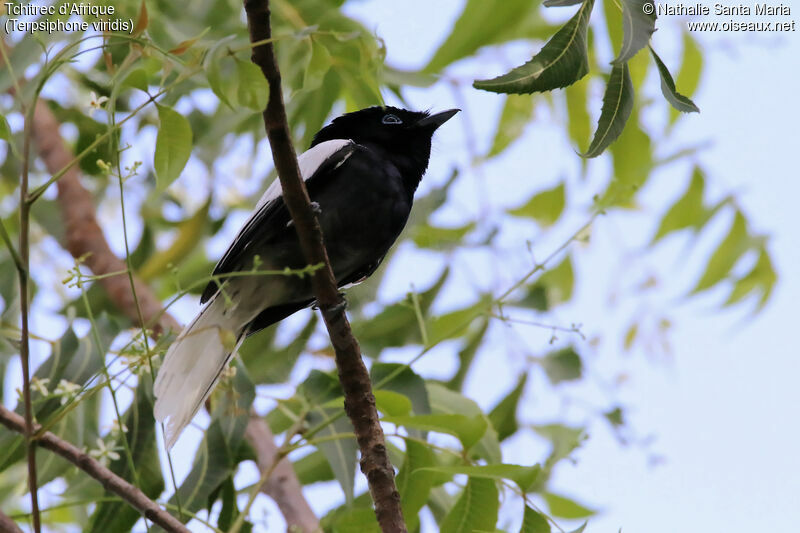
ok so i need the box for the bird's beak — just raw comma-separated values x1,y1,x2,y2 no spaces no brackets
415,108,460,130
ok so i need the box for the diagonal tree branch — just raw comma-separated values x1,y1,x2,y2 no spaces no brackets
242,1,406,531
21,94,320,530
0,405,189,533
0,509,24,533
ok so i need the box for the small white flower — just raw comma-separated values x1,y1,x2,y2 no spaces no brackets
110,419,129,435
88,438,121,463
87,91,109,110
30,377,50,397
54,379,81,405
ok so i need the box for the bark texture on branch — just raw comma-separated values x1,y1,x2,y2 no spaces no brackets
0,405,189,533
25,97,320,531
242,1,406,531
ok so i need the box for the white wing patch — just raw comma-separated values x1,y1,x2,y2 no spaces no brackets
254,139,354,210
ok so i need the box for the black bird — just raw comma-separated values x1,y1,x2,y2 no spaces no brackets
154,105,459,447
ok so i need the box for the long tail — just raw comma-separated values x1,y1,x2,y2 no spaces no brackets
154,294,244,449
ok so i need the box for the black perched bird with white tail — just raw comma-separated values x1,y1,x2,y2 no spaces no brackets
153,106,459,448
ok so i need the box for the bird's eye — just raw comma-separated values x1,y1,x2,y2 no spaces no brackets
382,114,403,125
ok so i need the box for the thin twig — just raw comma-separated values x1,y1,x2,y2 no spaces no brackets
0,405,189,533
242,1,406,530
18,78,41,533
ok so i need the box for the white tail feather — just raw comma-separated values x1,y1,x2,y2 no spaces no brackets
154,295,243,449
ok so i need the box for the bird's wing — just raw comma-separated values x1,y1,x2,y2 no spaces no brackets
200,139,356,303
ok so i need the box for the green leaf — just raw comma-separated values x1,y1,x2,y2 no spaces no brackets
724,246,776,310
416,463,541,493
508,183,566,227
206,40,237,109
543,492,596,519
520,255,574,311
169,364,254,516
0,115,11,142
241,313,317,383
396,439,437,531
473,0,594,94
692,211,750,294
566,77,592,150
301,372,358,504
533,424,585,471
447,319,489,391
88,380,164,533
385,414,487,451
487,95,536,158
122,68,149,92
154,104,193,190
583,62,633,158
352,268,449,354
303,37,333,92
371,363,431,417
440,477,499,533
427,383,501,463
544,0,584,6
613,0,656,64
670,31,703,124
652,167,708,242
541,347,583,384
235,58,270,111
374,390,412,416
427,296,493,346
294,450,335,485
412,222,475,250
425,0,544,73
138,199,210,280
330,507,381,533
605,106,652,205
489,374,527,441
650,46,700,113
568,523,588,533
520,505,551,533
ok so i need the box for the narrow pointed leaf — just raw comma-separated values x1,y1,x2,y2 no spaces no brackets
692,211,750,294
487,94,536,157
724,246,776,310
520,505,551,533
508,183,566,226
0,115,11,142
489,374,527,441
670,31,703,124
544,0,584,6
650,46,700,113
613,0,656,64
543,492,596,519
652,167,707,242
396,440,437,530
473,0,594,94
440,477,499,533
384,414,487,450
583,62,633,158
416,463,541,493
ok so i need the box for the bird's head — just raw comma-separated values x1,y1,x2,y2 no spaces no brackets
310,106,459,191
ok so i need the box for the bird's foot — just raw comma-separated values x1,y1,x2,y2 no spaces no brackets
310,201,322,215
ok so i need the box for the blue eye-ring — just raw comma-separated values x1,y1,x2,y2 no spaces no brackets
382,114,403,125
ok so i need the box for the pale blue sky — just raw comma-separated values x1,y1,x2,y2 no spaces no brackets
336,1,800,532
